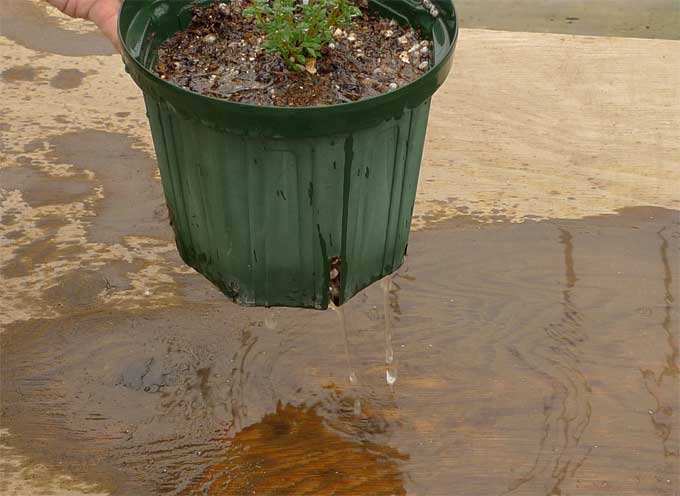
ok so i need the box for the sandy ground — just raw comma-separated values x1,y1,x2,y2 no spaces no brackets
1,1,679,494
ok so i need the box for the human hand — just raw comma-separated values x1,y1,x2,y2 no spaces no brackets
47,0,122,51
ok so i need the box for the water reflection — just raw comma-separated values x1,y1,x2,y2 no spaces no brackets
183,401,408,495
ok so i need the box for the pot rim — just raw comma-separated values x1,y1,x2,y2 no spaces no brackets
118,0,458,114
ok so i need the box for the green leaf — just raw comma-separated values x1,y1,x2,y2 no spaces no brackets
248,0,362,73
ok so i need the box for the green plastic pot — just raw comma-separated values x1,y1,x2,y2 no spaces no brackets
119,0,458,309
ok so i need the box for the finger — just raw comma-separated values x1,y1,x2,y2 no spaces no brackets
45,0,70,15
45,0,121,51
88,0,122,51
99,13,122,52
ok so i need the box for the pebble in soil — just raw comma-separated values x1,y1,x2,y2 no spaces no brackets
155,0,433,107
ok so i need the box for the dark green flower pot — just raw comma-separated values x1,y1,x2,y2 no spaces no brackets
119,0,458,309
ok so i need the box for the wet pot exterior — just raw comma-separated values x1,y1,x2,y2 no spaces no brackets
119,0,458,309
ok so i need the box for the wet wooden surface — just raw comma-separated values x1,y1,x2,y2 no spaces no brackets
1,208,678,495
1,1,679,495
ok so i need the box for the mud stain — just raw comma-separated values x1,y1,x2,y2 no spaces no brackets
1,206,678,495
46,130,171,244
0,0,115,57
49,68,87,89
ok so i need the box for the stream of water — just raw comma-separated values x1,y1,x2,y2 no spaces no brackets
382,275,398,388
330,302,361,415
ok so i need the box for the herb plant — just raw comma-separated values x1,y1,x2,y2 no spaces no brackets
243,0,362,72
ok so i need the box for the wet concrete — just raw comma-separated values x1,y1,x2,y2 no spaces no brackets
2,207,678,495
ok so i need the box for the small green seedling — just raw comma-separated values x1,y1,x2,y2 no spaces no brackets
243,0,361,72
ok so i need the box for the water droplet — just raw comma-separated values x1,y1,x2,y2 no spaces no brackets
349,371,358,386
353,398,362,416
386,367,397,386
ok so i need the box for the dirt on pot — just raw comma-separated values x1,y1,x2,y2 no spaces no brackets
155,0,433,107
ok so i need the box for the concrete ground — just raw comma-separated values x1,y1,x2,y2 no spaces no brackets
1,1,679,495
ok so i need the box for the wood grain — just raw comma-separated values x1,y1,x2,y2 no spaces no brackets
1,3,679,493
414,29,680,229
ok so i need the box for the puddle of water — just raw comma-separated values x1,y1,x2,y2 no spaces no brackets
1,207,678,495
